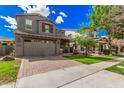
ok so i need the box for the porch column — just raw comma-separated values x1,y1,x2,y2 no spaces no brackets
15,35,24,57
55,40,60,55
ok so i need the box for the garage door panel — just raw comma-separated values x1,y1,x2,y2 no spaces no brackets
24,41,55,57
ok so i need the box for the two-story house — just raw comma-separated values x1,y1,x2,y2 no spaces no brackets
13,13,70,57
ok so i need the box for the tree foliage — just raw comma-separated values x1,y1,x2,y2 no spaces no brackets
80,36,96,48
72,33,97,56
89,5,124,39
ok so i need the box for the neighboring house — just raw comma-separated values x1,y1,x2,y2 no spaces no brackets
0,38,14,44
13,13,70,57
62,29,80,52
63,29,98,52
112,39,124,52
63,29,80,38
0,38,14,56
64,29,98,39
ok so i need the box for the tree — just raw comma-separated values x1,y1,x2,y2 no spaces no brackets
72,35,81,50
89,5,124,39
72,34,97,56
80,36,97,56
88,5,124,54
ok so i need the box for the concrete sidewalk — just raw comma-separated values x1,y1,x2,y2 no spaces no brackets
0,83,15,88
16,65,101,88
62,70,124,88
15,57,124,88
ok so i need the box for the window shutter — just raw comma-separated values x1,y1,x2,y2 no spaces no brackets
42,23,45,32
50,25,53,33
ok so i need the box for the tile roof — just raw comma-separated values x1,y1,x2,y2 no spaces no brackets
0,38,14,42
13,30,70,41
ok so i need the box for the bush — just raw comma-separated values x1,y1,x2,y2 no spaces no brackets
2,56,15,61
2,42,7,45
9,42,15,46
10,42,13,46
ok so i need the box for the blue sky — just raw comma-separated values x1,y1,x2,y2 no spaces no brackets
0,5,106,38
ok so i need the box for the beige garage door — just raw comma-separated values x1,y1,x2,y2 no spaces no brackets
24,41,56,57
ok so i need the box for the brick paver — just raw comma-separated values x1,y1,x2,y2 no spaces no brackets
16,57,124,88
17,55,82,78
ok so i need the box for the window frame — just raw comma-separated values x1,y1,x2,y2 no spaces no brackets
25,19,32,31
44,24,50,33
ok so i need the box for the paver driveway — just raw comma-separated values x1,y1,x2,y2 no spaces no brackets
15,57,124,88
17,55,82,78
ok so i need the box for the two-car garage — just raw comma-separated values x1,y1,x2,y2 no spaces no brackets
14,31,68,57
23,40,56,57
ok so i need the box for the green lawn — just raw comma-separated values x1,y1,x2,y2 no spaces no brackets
106,62,124,75
64,55,118,64
0,60,21,85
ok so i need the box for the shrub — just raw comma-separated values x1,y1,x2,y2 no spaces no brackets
9,42,15,46
10,42,13,46
2,56,15,61
2,42,7,45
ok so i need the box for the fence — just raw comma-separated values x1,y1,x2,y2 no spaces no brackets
0,45,14,56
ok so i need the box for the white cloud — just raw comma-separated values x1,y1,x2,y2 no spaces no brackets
0,5,50,30
0,16,17,30
59,12,67,17
18,5,50,17
18,5,68,24
52,11,56,14
55,16,64,24
0,6,68,30
55,12,67,24
7,29,11,32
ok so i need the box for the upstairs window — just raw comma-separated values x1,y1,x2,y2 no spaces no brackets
25,19,32,30
45,24,50,33
42,23,53,33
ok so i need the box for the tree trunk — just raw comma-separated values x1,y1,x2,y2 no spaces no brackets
108,36,112,55
118,46,121,53
85,47,88,56
115,46,118,56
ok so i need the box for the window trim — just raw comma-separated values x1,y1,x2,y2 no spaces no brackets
44,24,50,33
41,21,54,33
25,19,32,31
